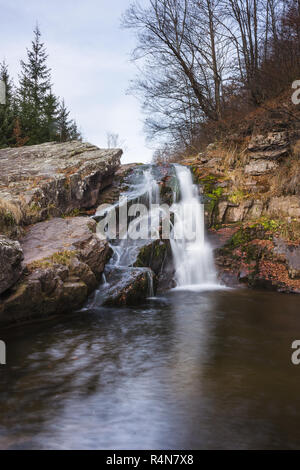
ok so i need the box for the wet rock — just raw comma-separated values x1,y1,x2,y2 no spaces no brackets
134,238,174,292
0,217,112,325
0,236,24,294
199,155,208,164
97,163,138,206
250,148,289,160
216,199,263,224
155,166,178,205
134,239,171,275
103,267,154,307
0,141,122,234
216,201,227,224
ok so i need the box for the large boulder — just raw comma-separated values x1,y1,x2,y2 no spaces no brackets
0,141,122,237
0,236,24,294
0,217,112,325
101,267,154,307
134,239,171,275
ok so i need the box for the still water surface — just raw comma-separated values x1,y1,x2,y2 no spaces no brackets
1,288,300,450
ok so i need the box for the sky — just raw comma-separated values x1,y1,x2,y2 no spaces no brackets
0,0,153,163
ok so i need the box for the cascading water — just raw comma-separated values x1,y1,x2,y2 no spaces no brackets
110,167,161,267
88,163,220,309
89,166,162,306
170,165,219,289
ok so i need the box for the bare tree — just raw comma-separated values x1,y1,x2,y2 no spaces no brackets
106,132,120,148
123,0,296,157
123,0,229,147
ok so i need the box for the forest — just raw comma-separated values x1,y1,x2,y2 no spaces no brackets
0,26,81,148
123,0,300,160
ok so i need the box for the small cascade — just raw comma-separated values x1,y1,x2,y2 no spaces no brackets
90,166,162,306
110,167,161,267
170,165,219,289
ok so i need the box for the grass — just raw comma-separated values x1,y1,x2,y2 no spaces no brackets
0,198,22,226
27,250,77,272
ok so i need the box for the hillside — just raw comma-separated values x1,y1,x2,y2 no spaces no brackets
183,92,300,293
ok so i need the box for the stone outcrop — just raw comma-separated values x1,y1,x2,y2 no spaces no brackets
267,196,300,219
0,236,24,295
245,159,279,176
0,141,122,238
215,226,300,294
0,217,112,325
102,267,154,307
97,163,139,206
245,132,289,175
274,238,300,280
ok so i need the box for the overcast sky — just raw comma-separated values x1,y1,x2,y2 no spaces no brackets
0,0,153,163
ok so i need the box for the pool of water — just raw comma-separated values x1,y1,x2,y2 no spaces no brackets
1,287,300,449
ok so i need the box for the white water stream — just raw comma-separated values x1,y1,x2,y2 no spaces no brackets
170,165,219,290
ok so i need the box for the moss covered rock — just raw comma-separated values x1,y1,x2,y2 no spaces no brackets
0,217,112,325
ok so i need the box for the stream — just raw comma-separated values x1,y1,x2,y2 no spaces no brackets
0,165,300,450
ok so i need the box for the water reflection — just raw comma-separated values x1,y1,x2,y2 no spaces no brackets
0,289,300,449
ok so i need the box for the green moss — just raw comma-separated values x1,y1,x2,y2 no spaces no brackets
206,186,224,214
229,229,253,248
134,240,168,274
228,189,248,204
1,210,15,226
257,217,281,232
51,250,76,265
225,216,300,252
27,260,53,271
28,250,77,271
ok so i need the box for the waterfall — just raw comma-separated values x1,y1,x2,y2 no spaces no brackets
110,167,161,267
90,163,221,309
91,166,161,306
170,165,219,289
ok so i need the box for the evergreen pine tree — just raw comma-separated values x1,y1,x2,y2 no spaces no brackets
18,25,51,144
2,25,82,148
57,99,82,142
57,99,71,142
0,61,17,148
42,90,59,141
